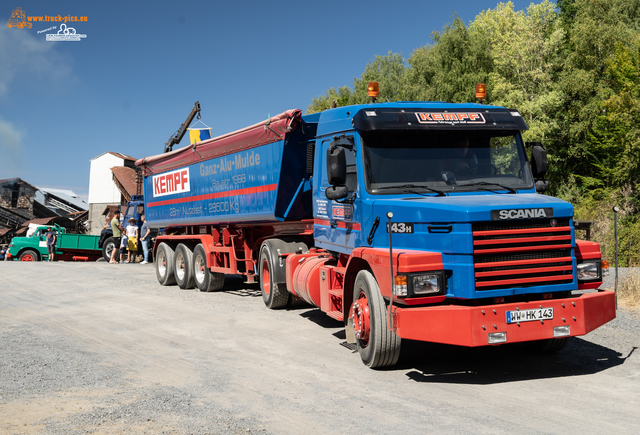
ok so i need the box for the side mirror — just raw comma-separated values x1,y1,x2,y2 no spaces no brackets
528,142,548,178
535,180,549,193
326,185,349,201
327,147,346,186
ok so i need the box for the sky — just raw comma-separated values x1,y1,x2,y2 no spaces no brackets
0,0,542,201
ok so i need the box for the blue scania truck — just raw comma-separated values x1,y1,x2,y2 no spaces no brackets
136,99,615,368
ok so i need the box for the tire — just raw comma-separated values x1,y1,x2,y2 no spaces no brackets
19,249,39,262
523,337,570,353
175,244,196,289
102,237,117,262
351,270,401,368
155,242,176,286
259,242,289,309
193,244,225,292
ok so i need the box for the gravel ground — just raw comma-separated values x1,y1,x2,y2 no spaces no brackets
1,262,640,434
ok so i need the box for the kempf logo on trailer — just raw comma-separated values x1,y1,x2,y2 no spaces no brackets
153,168,190,197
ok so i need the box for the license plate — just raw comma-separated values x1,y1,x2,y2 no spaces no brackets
506,307,553,324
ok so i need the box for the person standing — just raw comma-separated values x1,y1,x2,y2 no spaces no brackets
0,245,6,261
139,214,150,264
109,210,123,264
125,217,139,263
45,227,57,262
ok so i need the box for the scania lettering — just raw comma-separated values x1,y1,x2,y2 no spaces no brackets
137,100,615,368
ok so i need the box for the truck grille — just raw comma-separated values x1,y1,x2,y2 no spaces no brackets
472,218,573,291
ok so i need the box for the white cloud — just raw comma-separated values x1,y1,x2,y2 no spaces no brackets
0,25,73,97
0,116,25,172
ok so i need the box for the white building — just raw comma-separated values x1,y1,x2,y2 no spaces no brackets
87,152,137,235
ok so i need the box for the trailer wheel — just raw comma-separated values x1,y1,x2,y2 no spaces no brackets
102,237,117,262
259,242,289,309
193,244,225,292
523,337,570,353
155,242,176,286
175,244,196,289
19,249,39,262
351,270,401,368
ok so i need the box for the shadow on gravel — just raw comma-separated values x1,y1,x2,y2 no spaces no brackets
401,339,637,384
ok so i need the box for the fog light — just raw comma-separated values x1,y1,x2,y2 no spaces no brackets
488,332,507,344
394,275,407,297
553,326,571,337
412,274,440,295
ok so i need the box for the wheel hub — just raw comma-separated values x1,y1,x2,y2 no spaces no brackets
350,293,370,345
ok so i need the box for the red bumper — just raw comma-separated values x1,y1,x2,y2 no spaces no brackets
393,291,616,346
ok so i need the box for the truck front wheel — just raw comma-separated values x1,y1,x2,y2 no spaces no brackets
259,242,289,309
156,242,176,286
351,270,401,368
102,237,117,262
193,244,225,292
19,249,39,262
175,244,196,289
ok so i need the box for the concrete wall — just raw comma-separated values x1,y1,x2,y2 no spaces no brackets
88,202,112,235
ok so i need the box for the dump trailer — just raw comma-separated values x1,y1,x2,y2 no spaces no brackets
136,103,616,368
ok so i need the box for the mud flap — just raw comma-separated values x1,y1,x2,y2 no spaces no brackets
346,317,356,344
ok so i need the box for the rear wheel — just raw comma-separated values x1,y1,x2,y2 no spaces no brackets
350,270,401,368
259,242,289,309
175,244,195,289
155,242,176,286
102,237,117,262
19,249,39,262
193,244,225,292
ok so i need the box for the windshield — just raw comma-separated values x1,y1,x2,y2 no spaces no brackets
361,130,533,194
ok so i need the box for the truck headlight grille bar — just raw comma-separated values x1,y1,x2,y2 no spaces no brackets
472,218,574,291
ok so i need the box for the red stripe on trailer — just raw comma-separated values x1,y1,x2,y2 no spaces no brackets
147,184,278,207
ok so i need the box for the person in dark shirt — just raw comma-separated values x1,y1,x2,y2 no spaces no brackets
45,227,57,262
139,214,151,264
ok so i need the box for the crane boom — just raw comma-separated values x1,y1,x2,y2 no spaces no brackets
164,101,201,153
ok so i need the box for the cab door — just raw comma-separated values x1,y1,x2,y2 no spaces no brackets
313,135,362,254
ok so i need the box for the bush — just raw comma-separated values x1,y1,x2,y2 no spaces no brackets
618,270,640,310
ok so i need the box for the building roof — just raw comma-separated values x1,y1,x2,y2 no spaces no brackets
111,166,139,202
38,187,88,211
90,151,137,162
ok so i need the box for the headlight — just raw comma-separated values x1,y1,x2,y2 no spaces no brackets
394,271,445,297
577,261,600,281
413,274,441,295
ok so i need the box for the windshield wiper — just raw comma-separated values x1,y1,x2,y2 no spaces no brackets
457,181,517,194
377,184,447,197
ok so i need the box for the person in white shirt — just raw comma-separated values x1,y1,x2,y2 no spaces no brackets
125,218,139,263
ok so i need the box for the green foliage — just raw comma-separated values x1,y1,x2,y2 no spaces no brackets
306,0,640,263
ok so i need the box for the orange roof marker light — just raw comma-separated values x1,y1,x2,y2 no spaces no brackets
368,81,379,103
476,83,487,102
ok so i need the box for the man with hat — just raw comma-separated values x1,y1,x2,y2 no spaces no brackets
109,209,124,264
125,217,139,263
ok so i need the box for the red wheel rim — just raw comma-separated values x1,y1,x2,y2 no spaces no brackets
351,290,370,346
21,254,34,262
261,259,270,295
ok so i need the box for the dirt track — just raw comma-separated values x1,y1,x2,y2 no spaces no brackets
1,262,639,434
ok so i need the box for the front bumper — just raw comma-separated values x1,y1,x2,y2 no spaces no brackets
393,290,616,346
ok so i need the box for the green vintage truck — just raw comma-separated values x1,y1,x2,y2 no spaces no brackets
7,224,103,262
